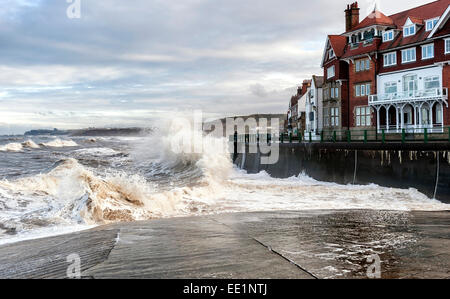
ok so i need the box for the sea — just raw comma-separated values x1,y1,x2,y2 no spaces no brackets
0,124,449,246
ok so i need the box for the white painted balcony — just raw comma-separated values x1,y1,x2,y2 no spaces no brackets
369,88,448,104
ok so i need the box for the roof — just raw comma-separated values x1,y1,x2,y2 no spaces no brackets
350,10,395,31
312,75,324,88
341,39,380,59
328,35,347,57
341,0,450,58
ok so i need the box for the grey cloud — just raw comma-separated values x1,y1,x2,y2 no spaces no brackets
0,0,435,134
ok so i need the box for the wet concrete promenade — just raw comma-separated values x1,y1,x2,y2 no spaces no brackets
0,210,449,279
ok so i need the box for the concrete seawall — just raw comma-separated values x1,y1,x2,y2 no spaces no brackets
233,142,450,203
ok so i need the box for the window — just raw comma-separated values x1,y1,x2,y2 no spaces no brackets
424,76,440,91
383,30,394,42
355,85,361,97
422,44,434,59
329,49,335,59
355,59,370,72
436,104,442,124
384,82,397,94
324,108,329,127
403,25,415,37
403,74,418,96
331,108,339,127
355,83,371,97
402,48,416,63
355,106,371,127
330,88,335,98
383,52,397,67
446,39,450,54
327,66,335,79
425,18,439,31
335,87,339,98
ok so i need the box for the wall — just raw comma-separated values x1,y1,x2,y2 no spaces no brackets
233,143,450,203
348,56,377,129
379,39,448,74
444,64,450,125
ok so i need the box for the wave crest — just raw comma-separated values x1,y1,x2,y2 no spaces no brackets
41,138,78,148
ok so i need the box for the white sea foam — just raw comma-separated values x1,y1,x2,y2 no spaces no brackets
41,138,78,148
22,139,40,149
72,147,120,157
0,142,23,152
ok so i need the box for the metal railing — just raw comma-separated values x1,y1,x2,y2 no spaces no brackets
369,88,448,104
231,127,450,144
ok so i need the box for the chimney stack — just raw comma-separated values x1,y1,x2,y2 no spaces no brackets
301,80,311,95
345,2,360,32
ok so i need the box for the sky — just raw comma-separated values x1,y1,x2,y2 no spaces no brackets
0,0,437,134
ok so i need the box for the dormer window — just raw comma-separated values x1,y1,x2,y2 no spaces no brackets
382,30,394,42
403,25,415,37
328,49,335,59
425,18,439,31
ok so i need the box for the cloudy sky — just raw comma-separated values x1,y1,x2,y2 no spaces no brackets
0,0,435,134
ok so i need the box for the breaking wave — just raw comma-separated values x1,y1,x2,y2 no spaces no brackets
40,138,78,148
0,120,449,244
0,143,23,152
22,139,40,149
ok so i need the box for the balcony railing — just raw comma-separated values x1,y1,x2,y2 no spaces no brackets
369,88,448,104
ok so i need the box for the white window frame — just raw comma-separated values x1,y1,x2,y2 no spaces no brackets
384,82,397,94
402,48,416,64
366,83,371,96
383,52,397,67
355,106,371,127
327,65,335,79
383,30,394,42
446,39,450,55
403,25,416,37
421,43,434,60
425,18,439,32
355,85,361,97
424,76,440,91
365,59,370,70
329,49,335,59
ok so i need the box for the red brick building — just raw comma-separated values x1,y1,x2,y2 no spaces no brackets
322,0,450,135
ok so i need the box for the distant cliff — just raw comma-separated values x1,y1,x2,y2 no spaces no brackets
70,127,152,136
25,129,70,136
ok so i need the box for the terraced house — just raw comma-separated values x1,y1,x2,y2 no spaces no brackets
321,0,450,138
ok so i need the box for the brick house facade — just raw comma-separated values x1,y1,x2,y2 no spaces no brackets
320,0,450,136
